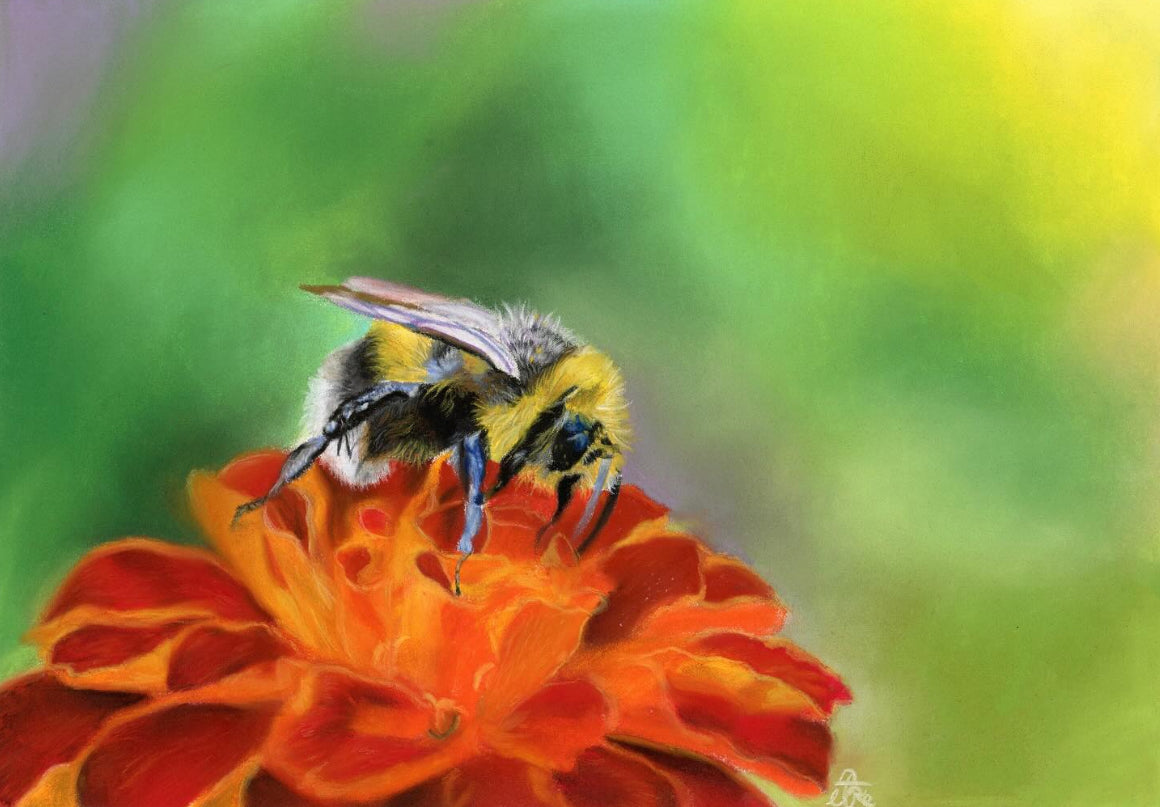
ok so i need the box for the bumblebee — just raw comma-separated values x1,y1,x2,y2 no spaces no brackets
235,277,629,588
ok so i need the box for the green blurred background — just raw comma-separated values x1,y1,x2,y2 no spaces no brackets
1,1,1157,804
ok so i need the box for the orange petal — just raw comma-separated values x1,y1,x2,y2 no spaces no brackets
689,633,851,715
389,456,466,544
213,451,429,561
262,668,473,803
41,539,267,626
554,746,679,807
190,472,341,656
78,703,275,807
384,589,500,705
0,673,140,806
637,598,786,642
167,624,288,691
491,679,610,770
482,599,594,718
581,535,703,646
615,744,774,807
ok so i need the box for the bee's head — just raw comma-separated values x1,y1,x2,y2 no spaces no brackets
546,409,623,485
481,347,630,491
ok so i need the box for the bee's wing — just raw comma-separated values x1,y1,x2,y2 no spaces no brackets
342,276,502,331
302,278,521,378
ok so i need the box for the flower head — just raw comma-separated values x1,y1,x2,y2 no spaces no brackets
1,452,850,807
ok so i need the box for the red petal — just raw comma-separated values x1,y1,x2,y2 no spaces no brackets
583,536,703,646
50,622,190,673
270,672,433,778
671,688,833,794
245,771,343,807
338,545,374,584
419,503,465,555
359,506,390,534
494,679,609,770
555,746,679,807
218,452,286,499
702,562,773,602
263,669,467,801
416,464,477,553
432,757,559,807
167,624,287,691
355,459,429,510
558,485,668,557
265,489,311,550
0,673,140,806
618,744,774,807
43,541,267,623
691,633,852,714
79,704,274,807
480,500,554,560
419,467,555,557
381,779,447,807
415,551,452,593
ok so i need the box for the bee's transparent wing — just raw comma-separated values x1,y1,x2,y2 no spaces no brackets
342,277,502,332
302,277,521,378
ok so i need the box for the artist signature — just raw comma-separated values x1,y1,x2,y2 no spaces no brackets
825,769,875,807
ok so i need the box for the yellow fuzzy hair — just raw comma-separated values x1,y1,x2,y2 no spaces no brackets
368,321,491,382
477,346,631,487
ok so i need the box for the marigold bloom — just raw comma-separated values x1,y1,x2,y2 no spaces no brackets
0,452,850,807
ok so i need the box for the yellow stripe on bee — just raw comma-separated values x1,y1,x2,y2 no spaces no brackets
367,321,435,384
478,347,630,484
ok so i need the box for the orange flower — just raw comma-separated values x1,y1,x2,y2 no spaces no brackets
0,452,850,807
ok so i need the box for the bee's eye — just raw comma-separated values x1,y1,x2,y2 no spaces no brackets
548,414,593,472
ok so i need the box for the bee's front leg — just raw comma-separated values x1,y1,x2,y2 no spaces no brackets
233,381,423,524
453,430,487,595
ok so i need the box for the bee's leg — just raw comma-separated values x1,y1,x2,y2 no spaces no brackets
571,457,612,539
231,435,331,524
453,430,487,595
535,474,581,548
575,471,622,555
233,381,423,524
